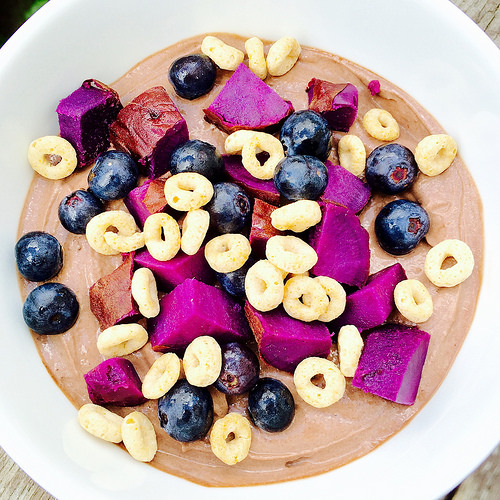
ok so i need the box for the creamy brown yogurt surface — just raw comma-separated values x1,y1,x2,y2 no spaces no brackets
17,33,483,486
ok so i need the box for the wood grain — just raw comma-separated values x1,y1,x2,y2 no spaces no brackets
1,0,499,498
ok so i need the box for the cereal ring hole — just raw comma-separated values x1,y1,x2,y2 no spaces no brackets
311,373,326,389
45,154,62,166
226,432,236,443
442,256,458,269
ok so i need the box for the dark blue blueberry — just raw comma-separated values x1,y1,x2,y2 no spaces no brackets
170,140,224,181
15,231,63,282
366,143,418,194
23,282,79,335
58,189,104,234
248,377,295,432
214,342,260,395
88,150,139,200
280,110,332,161
157,379,213,442
206,182,252,233
375,199,430,255
169,54,217,100
274,155,328,201
215,257,255,297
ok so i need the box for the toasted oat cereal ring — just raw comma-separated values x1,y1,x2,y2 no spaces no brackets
183,336,222,387
97,323,148,358
283,275,329,322
294,357,346,408
121,411,157,462
104,230,145,253
424,239,474,287
338,325,364,377
362,108,400,141
163,172,214,211
266,235,318,274
142,353,181,400
271,200,321,233
143,212,181,261
245,259,285,312
314,276,347,322
394,279,433,323
266,36,301,76
415,134,457,176
338,134,367,177
204,233,251,273
201,35,244,71
245,37,267,79
78,403,123,443
27,135,77,180
86,210,139,255
131,268,160,318
210,413,252,465
181,209,210,255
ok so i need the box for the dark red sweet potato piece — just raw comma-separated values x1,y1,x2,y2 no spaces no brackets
124,178,167,228
249,198,283,258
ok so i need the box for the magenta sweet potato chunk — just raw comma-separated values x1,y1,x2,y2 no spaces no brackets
124,178,167,228
244,303,332,373
309,203,370,287
331,263,407,332
110,86,188,178
89,253,140,330
250,198,283,257
84,357,146,406
134,247,214,292
204,63,294,133
149,279,250,352
352,324,430,405
307,78,358,132
223,155,280,205
320,161,371,214
56,79,122,167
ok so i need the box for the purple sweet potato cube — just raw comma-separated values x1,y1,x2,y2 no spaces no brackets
223,155,280,205
124,178,167,228
56,79,122,167
307,78,358,132
309,203,370,287
110,86,189,178
149,279,250,352
244,303,332,373
134,247,214,292
84,357,146,406
352,324,430,405
320,161,371,213
89,253,140,331
331,263,407,332
204,63,294,133
368,80,381,96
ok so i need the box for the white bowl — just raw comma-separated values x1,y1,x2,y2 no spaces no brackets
1,0,499,498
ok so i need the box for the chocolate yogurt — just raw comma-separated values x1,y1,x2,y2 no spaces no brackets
17,33,483,486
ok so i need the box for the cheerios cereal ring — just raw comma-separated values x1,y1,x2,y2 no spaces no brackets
183,336,222,387
271,200,322,233
245,37,267,79
143,212,181,261
131,267,160,318
181,209,210,256
294,357,346,408
362,108,400,141
142,353,181,400
121,411,157,462
210,413,252,465
78,403,123,443
204,233,251,273
201,35,244,71
337,134,366,177
424,239,474,287
283,275,329,322
266,235,318,274
338,325,364,378
266,36,301,76
163,172,214,211
27,135,77,180
394,279,433,323
415,134,457,176
97,323,149,358
314,276,347,322
245,259,284,312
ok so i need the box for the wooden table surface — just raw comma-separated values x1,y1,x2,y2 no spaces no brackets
1,0,500,498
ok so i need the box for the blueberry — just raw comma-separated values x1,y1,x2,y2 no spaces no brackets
215,257,255,297
15,231,63,282
365,143,418,194
157,379,213,442
88,150,139,200
23,282,79,335
214,342,260,395
274,155,329,201
206,182,252,233
58,189,104,234
375,199,430,255
280,110,332,161
169,54,217,100
248,377,295,432
170,140,224,181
